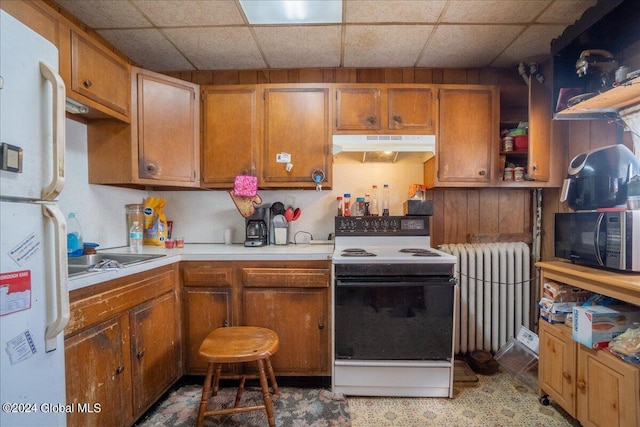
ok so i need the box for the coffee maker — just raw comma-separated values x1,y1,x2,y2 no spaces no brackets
244,206,270,247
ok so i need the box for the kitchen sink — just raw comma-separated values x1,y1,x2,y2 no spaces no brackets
67,253,166,277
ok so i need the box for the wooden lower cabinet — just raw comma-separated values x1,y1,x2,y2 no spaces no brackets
130,291,181,415
241,265,330,376
65,314,131,427
538,320,577,417
65,264,181,427
181,261,331,377
576,345,640,427
181,263,235,374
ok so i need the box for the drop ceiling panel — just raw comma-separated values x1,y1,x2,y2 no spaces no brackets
344,25,435,68
419,24,523,68
164,27,266,70
55,0,151,28
492,24,568,67
344,0,447,23
98,29,194,71
441,0,550,23
133,0,245,27
538,0,598,23
254,26,341,68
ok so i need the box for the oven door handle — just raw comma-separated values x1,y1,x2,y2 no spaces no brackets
336,279,455,287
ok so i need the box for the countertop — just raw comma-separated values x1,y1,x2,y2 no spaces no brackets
68,243,334,291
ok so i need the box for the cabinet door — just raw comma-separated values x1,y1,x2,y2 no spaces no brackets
69,29,130,119
202,86,259,187
262,86,331,189
136,69,199,185
183,287,233,373
388,87,434,132
527,76,551,181
335,86,381,130
65,315,132,427
243,287,329,375
130,291,181,416
577,345,640,427
538,321,577,417
437,86,497,184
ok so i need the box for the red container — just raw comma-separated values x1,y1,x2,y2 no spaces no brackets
513,135,528,151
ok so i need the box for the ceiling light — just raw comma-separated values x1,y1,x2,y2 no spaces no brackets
239,0,342,24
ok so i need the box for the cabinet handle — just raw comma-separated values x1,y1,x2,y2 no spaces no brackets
116,366,125,375
562,372,572,381
318,321,324,330
137,350,145,359
366,116,376,124
392,115,403,123
83,79,92,88
478,170,486,176
532,164,538,171
577,378,586,390
223,319,229,327
145,162,157,175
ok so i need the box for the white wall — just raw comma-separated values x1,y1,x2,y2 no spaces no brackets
62,119,423,247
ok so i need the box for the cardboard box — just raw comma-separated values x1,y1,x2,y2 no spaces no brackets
572,305,640,349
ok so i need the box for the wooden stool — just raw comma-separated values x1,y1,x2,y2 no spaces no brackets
196,326,280,427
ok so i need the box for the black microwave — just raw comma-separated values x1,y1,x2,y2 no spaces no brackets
554,211,640,272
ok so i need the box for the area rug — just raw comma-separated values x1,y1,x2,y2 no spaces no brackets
134,385,351,427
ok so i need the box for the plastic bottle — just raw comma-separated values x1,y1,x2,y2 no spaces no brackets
364,193,371,216
343,193,351,217
129,221,143,253
355,197,365,216
336,196,344,216
67,212,84,257
382,184,390,216
370,185,379,216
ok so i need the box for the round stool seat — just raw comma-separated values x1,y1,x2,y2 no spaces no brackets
199,326,279,363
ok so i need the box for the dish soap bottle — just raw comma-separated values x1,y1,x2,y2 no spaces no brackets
67,212,84,257
129,221,143,253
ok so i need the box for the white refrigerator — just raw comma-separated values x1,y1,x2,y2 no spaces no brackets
0,10,69,426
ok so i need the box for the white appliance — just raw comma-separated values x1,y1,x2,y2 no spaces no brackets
332,216,458,397
1,10,69,426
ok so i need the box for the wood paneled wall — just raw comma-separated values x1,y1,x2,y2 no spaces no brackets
163,67,525,86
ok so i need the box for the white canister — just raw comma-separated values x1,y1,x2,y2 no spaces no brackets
514,167,525,182
504,167,514,181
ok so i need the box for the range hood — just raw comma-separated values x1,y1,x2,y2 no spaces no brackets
332,134,436,163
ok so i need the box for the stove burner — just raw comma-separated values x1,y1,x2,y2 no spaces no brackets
399,248,440,257
341,248,377,257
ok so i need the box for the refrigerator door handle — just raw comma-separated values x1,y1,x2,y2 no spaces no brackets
39,61,66,201
42,204,70,352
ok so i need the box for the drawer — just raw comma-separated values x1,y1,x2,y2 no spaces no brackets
242,268,329,288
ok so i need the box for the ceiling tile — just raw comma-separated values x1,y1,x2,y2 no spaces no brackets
345,0,446,23
132,0,245,27
442,0,550,23
537,0,597,24
344,25,435,68
98,29,194,71
491,23,567,67
419,24,523,68
163,27,266,70
55,0,151,28
254,26,341,68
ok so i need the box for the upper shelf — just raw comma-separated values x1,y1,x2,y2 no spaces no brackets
554,76,640,120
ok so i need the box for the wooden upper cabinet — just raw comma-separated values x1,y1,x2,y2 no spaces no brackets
387,87,435,132
527,76,552,181
201,86,260,188
334,84,435,134
428,85,498,186
135,68,199,185
68,29,130,119
88,67,200,189
262,85,332,189
335,86,381,130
